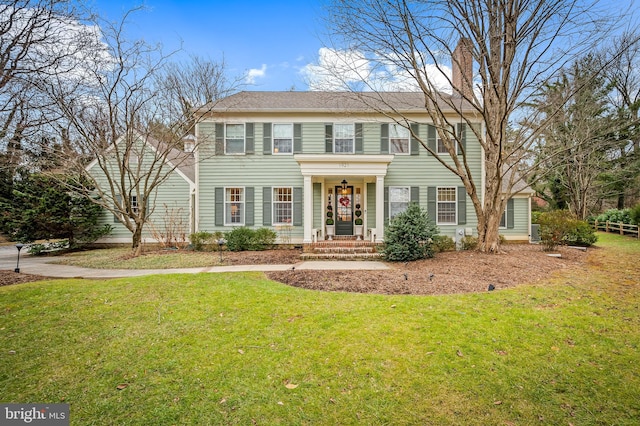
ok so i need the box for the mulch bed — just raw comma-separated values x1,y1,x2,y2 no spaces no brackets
266,244,590,295
0,245,590,295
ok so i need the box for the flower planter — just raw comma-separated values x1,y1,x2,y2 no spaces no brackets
354,224,364,240
325,225,335,240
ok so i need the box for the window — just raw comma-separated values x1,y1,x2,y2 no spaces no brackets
130,195,139,214
225,187,244,225
390,124,410,154
334,124,354,153
437,187,457,224
500,210,507,228
273,124,293,154
389,187,410,220
273,187,293,224
437,138,448,154
225,124,245,154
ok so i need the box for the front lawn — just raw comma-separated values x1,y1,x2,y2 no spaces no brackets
0,233,638,425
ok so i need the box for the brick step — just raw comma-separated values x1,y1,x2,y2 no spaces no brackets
300,252,384,260
304,242,382,254
310,246,378,254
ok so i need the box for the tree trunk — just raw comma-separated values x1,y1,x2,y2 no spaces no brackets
131,225,143,256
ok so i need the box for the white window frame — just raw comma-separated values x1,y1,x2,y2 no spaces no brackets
389,186,410,220
224,187,245,225
389,124,410,155
437,125,455,154
500,206,508,229
437,138,448,154
334,123,355,154
225,123,245,155
130,195,139,215
436,187,457,225
273,123,293,155
272,187,293,225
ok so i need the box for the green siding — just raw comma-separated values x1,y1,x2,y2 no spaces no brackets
196,119,492,241
93,152,192,242
500,197,530,239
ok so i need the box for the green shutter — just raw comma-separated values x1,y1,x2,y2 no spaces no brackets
245,123,254,154
293,187,303,226
410,123,420,155
263,123,272,155
380,123,389,153
456,123,466,155
427,186,437,223
355,123,363,154
215,123,224,155
427,124,436,155
113,195,122,223
325,124,333,153
384,186,389,224
263,187,272,226
457,186,467,225
215,187,224,226
410,187,420,204
507,198,515,229
294,123,302,153
245,187,254,226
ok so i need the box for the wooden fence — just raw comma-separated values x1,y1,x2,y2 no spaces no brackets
591,220,640,239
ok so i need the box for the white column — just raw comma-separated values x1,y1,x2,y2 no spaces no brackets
375,175,385,243
303,175,313,243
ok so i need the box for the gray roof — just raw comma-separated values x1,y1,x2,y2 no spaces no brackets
201,91,474,114
145,136,195,184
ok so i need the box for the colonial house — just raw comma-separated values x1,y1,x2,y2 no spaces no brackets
92,43,533,246
191,91,533,246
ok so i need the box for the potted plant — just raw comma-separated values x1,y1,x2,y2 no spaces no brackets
326,205,335,240
354,203,363,240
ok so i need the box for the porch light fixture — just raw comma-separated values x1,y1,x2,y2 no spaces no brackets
14,243,24,273
341,179,348,191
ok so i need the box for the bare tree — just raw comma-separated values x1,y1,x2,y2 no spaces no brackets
39,10,242,255
158,55,244,139
322,0,621,251
0,0,99,168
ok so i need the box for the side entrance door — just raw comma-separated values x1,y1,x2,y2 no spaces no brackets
335,185,353,235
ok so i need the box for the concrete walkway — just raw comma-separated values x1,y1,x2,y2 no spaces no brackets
0,246,389,279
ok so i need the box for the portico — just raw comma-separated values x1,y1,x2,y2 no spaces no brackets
295,154,394,244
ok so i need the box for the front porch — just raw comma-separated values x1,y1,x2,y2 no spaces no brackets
296,154,394,244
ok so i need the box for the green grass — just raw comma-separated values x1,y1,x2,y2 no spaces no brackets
1,233,639,425
52,247,225,269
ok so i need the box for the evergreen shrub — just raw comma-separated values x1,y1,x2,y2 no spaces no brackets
382,203,438,261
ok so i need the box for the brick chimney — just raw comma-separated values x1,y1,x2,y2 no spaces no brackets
451,38,473,98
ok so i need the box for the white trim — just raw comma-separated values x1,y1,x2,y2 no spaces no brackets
224,186,245,226
272,186,294,225
272,123,294,155
389,123,410,155
295,154,394,176
436,186,457,225
224,123,246,155
333,123,355,154
388,186,410,220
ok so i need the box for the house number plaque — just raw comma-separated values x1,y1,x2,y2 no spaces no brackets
339,162,349,168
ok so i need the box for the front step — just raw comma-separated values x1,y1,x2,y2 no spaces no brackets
302,240,384,260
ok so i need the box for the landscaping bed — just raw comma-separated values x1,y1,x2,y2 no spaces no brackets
1,244,588,295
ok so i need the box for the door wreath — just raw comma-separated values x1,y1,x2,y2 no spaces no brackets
339,196,350,207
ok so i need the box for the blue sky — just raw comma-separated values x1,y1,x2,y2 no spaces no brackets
91,0,639,92
92,0,326,91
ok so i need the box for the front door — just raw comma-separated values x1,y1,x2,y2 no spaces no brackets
335,185,353,235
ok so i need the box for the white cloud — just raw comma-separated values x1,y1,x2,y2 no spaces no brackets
246,64,267,84
300,47,453,93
